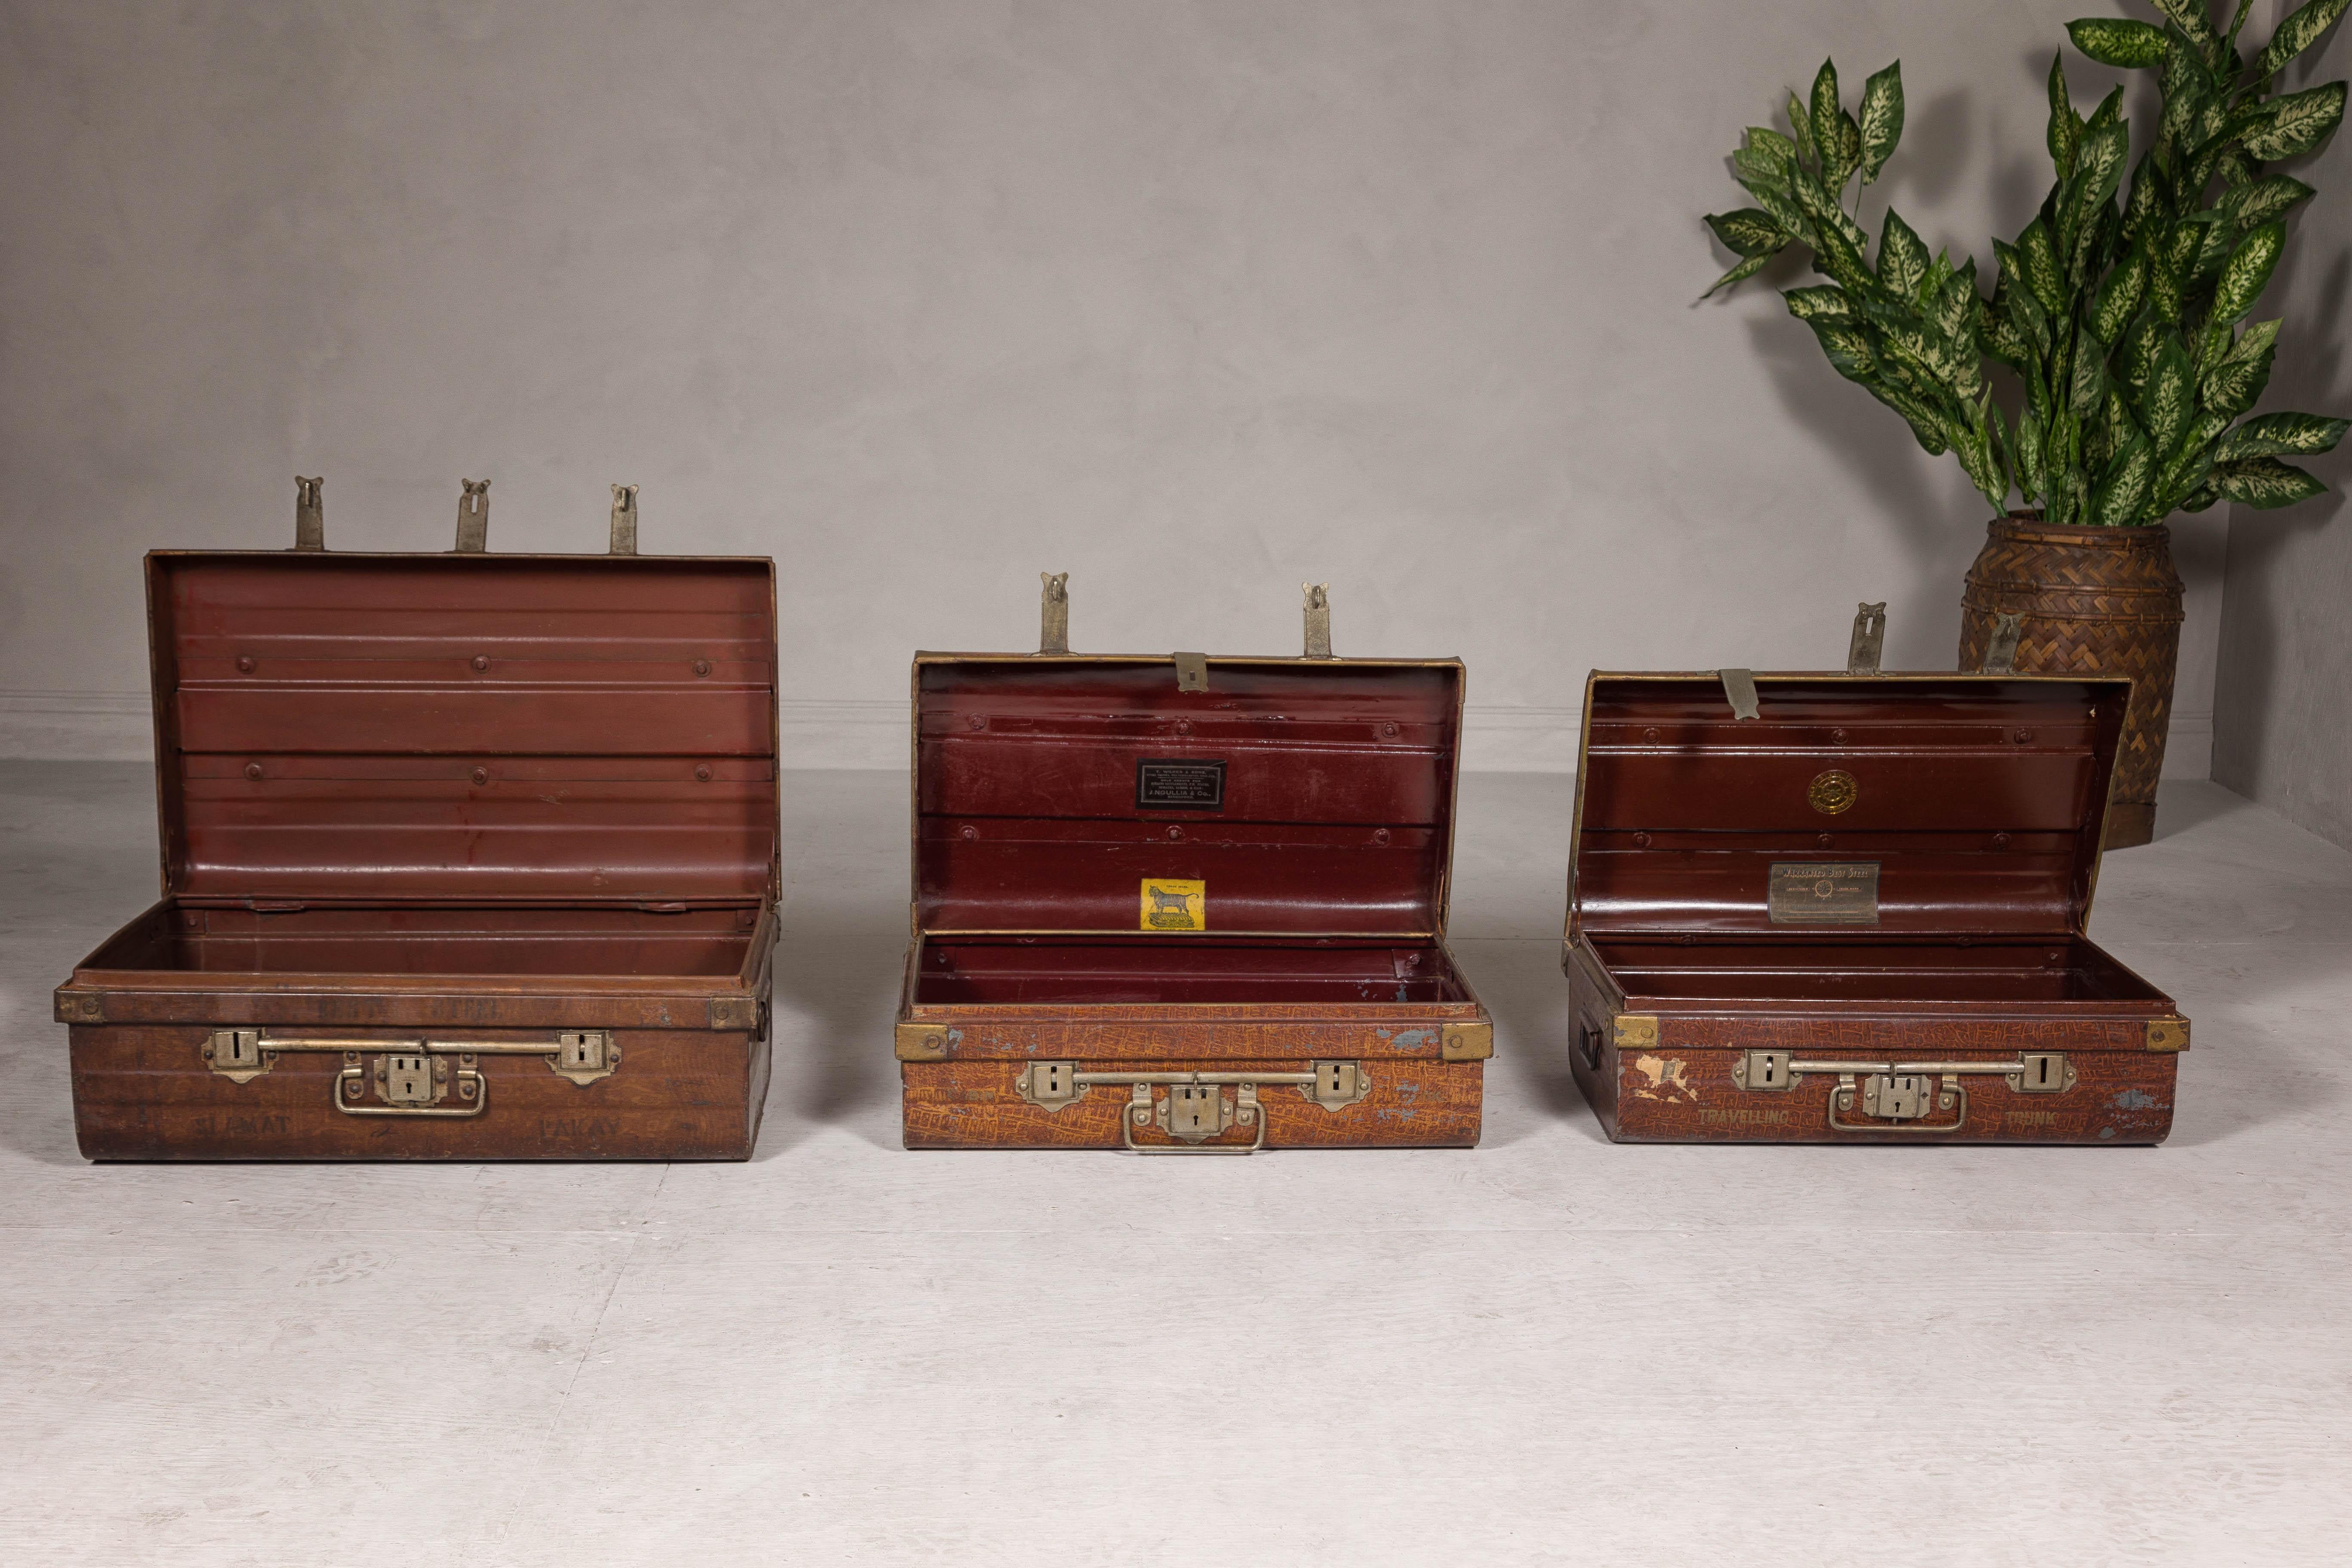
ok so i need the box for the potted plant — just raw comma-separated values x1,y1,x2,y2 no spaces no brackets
1704,0,2349,846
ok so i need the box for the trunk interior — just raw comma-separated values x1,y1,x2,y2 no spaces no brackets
82,902,760,979
913,934,1475,1006
1590,934,2168,1006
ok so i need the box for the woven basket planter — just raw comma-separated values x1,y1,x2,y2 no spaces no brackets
1957,513,2185,850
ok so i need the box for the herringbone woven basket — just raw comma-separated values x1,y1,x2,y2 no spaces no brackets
1957,514,2184,849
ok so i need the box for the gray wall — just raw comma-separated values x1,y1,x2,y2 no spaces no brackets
0,2,2231,769
2213,16,2352,849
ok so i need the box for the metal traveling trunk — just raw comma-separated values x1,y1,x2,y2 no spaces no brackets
895,577,1494,1152
1565,613,2190,1145
55,482,780,1160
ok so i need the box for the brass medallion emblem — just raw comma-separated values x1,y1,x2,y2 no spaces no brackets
1807,769,1858,815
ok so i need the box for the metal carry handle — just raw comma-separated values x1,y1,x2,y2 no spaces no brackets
1122,1084,1270,1155
1826,1073,1968,1134
334,1055,490,1119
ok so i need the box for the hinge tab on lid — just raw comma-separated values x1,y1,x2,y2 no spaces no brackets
1719,669,1761,721
1173,652,1209,692
1304,583,1334,658
455,479,490,552
1847,601,1886,674
294,476,325,551
1980,612,2024,674
1039,572,1069,654
609,484,639,555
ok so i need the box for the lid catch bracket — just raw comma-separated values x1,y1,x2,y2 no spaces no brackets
1979,612,2024,674
609,484,639,555
1038,572,1069,654
293,476,325,551
454,480,490,553
1719,668,1761,721
1304,583,1333,658
1847,601,1886,675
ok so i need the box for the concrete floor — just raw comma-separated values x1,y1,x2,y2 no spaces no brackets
2,763,2348,1565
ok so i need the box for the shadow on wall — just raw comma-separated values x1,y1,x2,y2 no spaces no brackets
2215,242,2352,798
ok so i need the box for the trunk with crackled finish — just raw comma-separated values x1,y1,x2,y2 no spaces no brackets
56,546,781,1161
1562,673,2188,1145
897,640,1491,1152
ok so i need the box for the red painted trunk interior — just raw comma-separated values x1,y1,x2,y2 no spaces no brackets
1591,934,2166,1007
147,552,779,910
1575,675,2131,939
912,934,1476,1004
914,657,1463,938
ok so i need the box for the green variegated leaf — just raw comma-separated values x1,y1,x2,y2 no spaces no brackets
1733,146,1790,189
1745,127,1799,168
1737,173,1813,245
1810,60,1842,164
1789,162,1871,253
2093,428,2156,525
2255,0,2352,79
2070,330,2109,419
1785,91,1817,170
2192,216,2238,282
1859,62,1905,184
2151,0,2225,60
2048,53,2082,180
1826,108,1863,191
2178,481,2223,511
2213,455,2328,506
2219,176,2317,234
1782,285,1855,322
2213,221,2286,322
1707,209,1792,257
2157,40,2211,156
1702,253,1774,298
2118,314,2167,399
2157,409,2234,505
1979,283,2031,370
2243,81,2348,160
2015,405,2048,499
2091,244,2151,343
2018,218,2065,315
1808,322,1877,381
1862,378,1954,456
2212,411,2352,460
2141,335,2195,454
1956,393,2009,511
2122,152,2166,248
1933,258,1979,350
2202,318,2281,414
2069,17,2171,67
2215,149,2257,188
1876,209,1929,300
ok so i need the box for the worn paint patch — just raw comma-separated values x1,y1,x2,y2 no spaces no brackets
2098,1127,2116,1139
1390,1029,1434,1050
2110,1088,2159,1111
1398,1081,1421,1103
1629,1054,1699,1103
947,1028,963,1044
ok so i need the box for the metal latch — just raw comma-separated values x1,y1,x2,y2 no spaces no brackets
201,1029,272,1085
1303,583,1334,658
294,476,325,551
1847,601,1886,675
2006,1051,2075,1094
380,1052,446,1107
455,478,490,552
1979,611,2024,674
609,484,639,555
1011,1061,1372,1152
1859,1072,1933,1120
551,1031,619,1087
1730,1049,2073,1134
1172,652,1209,692
1038,572,1069,654
1718,668,1760,721
1160,1082,1231,1141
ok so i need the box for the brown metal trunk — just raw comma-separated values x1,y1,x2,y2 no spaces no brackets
1958,513,2184,849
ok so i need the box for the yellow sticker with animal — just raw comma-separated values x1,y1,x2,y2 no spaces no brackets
1140,878,1206,932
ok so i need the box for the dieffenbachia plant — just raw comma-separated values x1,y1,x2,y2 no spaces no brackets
1705,1,2351,525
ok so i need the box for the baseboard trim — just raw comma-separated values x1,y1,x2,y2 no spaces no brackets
0,690,2218,778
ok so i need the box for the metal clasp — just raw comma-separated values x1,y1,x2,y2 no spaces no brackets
609,484,639,555
294,476,325,551
550,1031,619,1087
201,1028,272,1084
1979,611,2024,674
455,479,490,553
1847,601,1886,675
1038,572,1069,654
1303,583,1334,658
1718,668,1760,721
